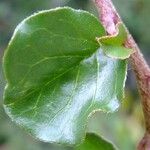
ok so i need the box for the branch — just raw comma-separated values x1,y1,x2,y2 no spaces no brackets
94,0,150,149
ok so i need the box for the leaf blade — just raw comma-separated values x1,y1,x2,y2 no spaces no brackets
76,133,116,150
3,7,127,145
97,23,134,59
102,45,134,59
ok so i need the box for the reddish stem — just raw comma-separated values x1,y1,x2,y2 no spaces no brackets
94,0,150,149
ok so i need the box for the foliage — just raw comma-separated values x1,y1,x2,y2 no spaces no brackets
2,6,133,149
0,0,150,149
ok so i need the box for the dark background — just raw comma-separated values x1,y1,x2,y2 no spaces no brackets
0,0,150,149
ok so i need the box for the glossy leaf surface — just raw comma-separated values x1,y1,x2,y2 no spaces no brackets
3,7,127,145
76,133,116,150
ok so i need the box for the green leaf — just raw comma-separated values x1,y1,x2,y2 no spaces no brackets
3,7,127,145
101,45,133,59
98,23,127,45
97,23,134,59
76,133,116,150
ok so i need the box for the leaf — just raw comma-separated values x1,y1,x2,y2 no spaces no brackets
101,45,133,59
98,23,127,45
75,133,116,150
3,7,127,145
97,23,134,59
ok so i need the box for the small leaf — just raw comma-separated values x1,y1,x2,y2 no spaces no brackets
3,7,127,145
102,45,133,59
97,23,127,45
76,133,116,150
97,23,134,59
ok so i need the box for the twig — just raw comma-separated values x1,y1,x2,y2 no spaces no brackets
94,0,150,149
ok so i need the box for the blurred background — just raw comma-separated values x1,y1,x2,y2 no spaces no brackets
0,0,150,149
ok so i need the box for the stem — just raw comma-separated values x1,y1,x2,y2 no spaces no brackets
94,0,150,149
